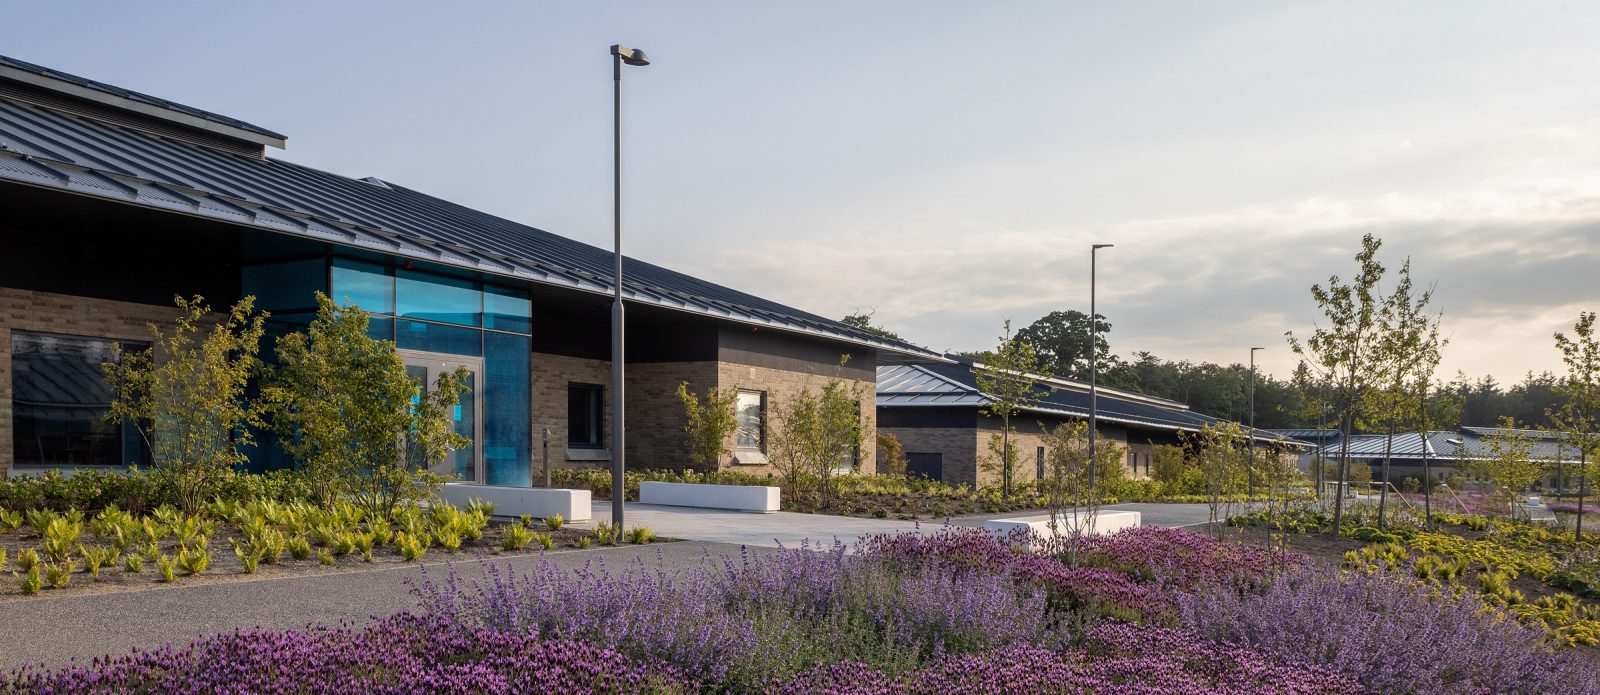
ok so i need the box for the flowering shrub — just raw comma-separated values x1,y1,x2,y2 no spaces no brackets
1180,564,1600,694
768,622,1361,694
0,612,694,694
864,526,1169,619
412,540,1061,690
1549,501,1599,516
1083,525,1300,591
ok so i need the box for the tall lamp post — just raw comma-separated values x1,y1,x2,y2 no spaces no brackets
1088,244,1113,489
1248,346,1264,496
610,43,650,530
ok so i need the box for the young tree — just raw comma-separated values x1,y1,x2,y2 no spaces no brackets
1287,233,1387,533
877,432,908,476
1470,419,1544,519
1039,420,1123,565
767,358,868,508
1552,312,1600,537
976,321,1050,500
103,295,267,513
262,293,467,518
1192,421,1250,538
676,382,739,474
1362,260,1443,528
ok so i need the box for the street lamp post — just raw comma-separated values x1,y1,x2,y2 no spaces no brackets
1248,346,1264,496
610,43,650,530
1088,244,1113,490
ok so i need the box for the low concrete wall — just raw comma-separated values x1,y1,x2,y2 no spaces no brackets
439,484,592,521
983,510,1141,541
639,481,780,513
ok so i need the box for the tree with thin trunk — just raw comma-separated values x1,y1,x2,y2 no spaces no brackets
1287,234,1387,534
1362,260,1443,528
1471,418,1543,518
1415,375,1463,529
976,321,1050,501
103,295,267,513
677,382,739,474
1552,312,1600,538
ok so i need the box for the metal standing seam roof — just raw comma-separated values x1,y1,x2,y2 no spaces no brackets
1315,429,1581,463
0,89,942,362
877,362,1306,442
0,55,285,144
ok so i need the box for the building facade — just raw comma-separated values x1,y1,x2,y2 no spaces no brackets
0,56,939,483
876,358,1290,488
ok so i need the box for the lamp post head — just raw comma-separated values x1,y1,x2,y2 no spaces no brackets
1251,346,1265,352
1092,243,1114,250
611,44,651,66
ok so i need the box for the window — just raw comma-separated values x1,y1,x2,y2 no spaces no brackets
736,390,765,451
11,332,147,467
396,269,481,327
1037,446,1047,480
568,383,604,448
330,258,394,314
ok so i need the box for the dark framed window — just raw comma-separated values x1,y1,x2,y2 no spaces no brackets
1037,446,1047,480
11,332,149,467
568,383,604,448
735,390,765,451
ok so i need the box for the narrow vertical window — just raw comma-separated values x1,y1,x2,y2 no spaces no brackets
1036,446,1046,480
735,390,766,452
568,383,604,448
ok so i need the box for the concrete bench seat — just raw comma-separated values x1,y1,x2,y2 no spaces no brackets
983,510,1141,542
639,481,780,513
439,483,591,521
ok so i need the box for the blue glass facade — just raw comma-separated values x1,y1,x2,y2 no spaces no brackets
242,256,535,486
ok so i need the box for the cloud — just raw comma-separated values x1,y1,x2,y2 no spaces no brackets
677,179,1600,383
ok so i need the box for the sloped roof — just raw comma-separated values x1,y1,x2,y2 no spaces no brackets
1315,429,1581,463
0,72,942,362
878,360,1305,443
0,55,286,146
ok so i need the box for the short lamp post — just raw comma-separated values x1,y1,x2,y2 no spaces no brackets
1248,346,1264,496
1088,243,1113,489
610,43,650,530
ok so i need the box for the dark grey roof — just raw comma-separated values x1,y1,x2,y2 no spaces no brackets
0,86,942,362
0,55,286,145
1265,428,1341,442
1316,428,1581,463
878,360,1306,443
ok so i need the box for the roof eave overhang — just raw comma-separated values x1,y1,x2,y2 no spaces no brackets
0,65,286,149
0,164,946,363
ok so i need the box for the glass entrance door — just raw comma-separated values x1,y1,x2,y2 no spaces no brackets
399,351,484,484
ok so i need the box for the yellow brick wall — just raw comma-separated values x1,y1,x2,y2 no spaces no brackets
0,288,190,474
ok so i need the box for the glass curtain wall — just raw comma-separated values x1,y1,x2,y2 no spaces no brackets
330,257,532,486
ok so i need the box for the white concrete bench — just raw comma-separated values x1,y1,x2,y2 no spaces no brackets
983,510,1141,542
439,483,592,521
639,481,780,513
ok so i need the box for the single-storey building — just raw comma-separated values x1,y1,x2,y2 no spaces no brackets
0,55,943,484
876,356,1298,487
1300,426,1586,490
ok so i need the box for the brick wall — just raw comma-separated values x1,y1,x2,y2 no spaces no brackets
879,426,981,487
0,288,189,474
710,360,877,477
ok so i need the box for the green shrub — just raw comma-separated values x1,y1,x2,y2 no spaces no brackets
627,526,656,545
536,533,556,550
543,514,564,532
157,554,177,583
16,565,41,595
43,560,73,589
123,553,143,574
177,546,210,576
317,549,336,566
288,535,312,561
592,522,618,546
395,532,429,561
80,545,117,580
502,525,534,551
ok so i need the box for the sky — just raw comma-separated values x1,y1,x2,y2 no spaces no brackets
5,2,1599,383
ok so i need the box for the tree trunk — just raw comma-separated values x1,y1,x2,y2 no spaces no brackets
1378,423,1395,528
1421,430,1433,529
1579,450,1588,540
1001,414,1011,502
1333,412,1352,534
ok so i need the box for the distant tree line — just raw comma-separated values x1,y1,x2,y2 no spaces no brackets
844,309,1572,432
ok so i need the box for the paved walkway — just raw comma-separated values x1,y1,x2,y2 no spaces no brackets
0,540,744,672
0,502,1215,671
587,501,928,548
